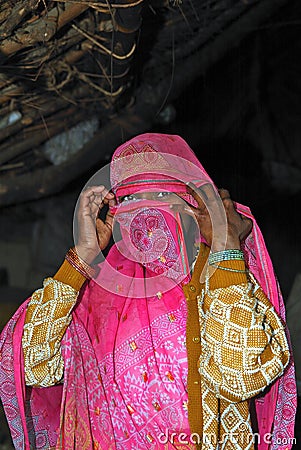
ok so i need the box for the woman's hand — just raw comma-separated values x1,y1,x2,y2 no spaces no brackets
76,185,116,264
175,183,252,252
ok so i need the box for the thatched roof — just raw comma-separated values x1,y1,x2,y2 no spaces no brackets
0,0,289,206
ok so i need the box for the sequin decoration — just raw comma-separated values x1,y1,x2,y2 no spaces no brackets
152,401,161,411
156,291,163,299
146,433,154,443
166,371,175,381
182,401,188,411
142,371,148,382
95,407,100,415
168,313,176,322
129,341,138,351
127,404,135,415
116,284,123,293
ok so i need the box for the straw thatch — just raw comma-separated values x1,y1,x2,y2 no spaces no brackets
0,0,289,206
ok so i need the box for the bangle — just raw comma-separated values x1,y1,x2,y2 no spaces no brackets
208,249,244,265
65,247,96,279
209,263,248,274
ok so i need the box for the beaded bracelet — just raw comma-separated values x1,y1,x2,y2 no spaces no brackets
65,247,96,279
208,249,244,266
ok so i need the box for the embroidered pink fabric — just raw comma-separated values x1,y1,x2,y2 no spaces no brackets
0,133,297,450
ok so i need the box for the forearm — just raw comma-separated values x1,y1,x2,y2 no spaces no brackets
22,259,87,387
198,268,290,402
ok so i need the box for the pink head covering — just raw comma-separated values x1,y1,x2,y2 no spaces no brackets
110,133,211,202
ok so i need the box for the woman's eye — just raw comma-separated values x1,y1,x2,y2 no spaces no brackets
120,194,136,202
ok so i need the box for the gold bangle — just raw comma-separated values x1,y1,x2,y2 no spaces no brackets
65,247,97,279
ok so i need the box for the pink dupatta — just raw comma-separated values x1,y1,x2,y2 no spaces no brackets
0,133,296,449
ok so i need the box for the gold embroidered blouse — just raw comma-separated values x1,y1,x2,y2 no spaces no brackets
183,244,289,449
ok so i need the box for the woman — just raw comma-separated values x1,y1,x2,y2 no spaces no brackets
0,133,296,449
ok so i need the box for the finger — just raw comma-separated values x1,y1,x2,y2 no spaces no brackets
218,188,231,200
186,182,207,209
240,216,253,236
102,190,116,203
104,209,115,230
169,203,196,218
217,188,239,215
79,186,105,210
82,187,114,209
83,187,115,212
170,203,210,227
78,192,93,211
92,190,114,204
199,183,218,202
104,196,117,208
82,185,108,198
187,182,220,210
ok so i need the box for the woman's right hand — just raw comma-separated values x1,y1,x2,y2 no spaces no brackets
186,183,252,251
76,185,116,264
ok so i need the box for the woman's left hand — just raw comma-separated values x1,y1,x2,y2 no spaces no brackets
175,183,253,252
76,185,116,263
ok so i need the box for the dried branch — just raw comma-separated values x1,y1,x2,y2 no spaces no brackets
0,104,153,205
0,2,89,55
0,0,292,207
0,5,12,25
75,69,124,95
0,162,24,172
71,23,137,60
50,0,144,8
0,106,86,165
0,84,96,148
11,25,84,70
0,95,49,143
0,85,25,105
0,0,40,38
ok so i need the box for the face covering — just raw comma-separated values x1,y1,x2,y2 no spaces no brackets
114,198,190,282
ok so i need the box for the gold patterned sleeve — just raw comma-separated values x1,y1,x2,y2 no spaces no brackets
198,277,290,403
22,260,87,387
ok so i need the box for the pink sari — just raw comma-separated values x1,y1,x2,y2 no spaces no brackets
0,134,297,449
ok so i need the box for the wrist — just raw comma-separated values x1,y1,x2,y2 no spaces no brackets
75,245,99,265
211,241,241,252
66,247,97,279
